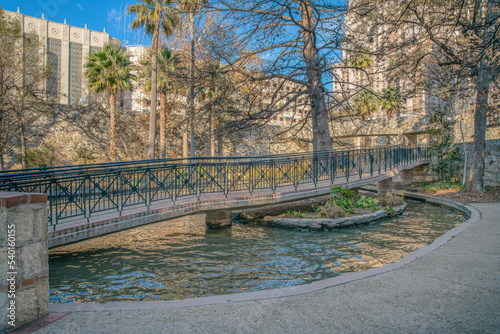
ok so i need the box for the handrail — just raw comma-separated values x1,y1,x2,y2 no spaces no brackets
0,145,429,228
0,145,402,179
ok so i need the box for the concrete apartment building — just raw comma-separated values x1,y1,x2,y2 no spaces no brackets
4,8,121,105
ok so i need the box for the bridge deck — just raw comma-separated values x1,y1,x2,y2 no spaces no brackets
48,161,428,248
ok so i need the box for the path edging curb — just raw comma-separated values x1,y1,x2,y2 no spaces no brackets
49,191,479,313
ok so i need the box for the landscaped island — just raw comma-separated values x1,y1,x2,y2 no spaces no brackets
236,187,407,231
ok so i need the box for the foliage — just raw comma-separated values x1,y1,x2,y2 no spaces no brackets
320,201,347,219
72,143,98,165
330,186,356,198
353,89,379,119
286,210,306,218
128,0,180,159
86,45,135,95
24,146,56,168
426,108,462,179
379,87,402,118
412,181,432,188
415,181,464,194
139,47,181,94
356,195,380,211
0,9,54,169
311,203,322,212
86,44,135,162
138,46,181,158
330,187,355,214
351,47,374,70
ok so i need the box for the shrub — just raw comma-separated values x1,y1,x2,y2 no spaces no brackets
356,195,380,211
378,194,405,207
320,201,347,218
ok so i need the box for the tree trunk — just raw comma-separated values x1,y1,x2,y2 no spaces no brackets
189,11,196,158
148,24,160,160
300,1,331,152
465,0,498,193
182,130,189,162
0,149,4,171
210,106,215,158
109,91,118,162
217,132,223,157
159,90,167,159
20,128,27,169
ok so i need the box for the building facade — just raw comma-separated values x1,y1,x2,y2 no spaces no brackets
4,8,121,105
332,0,432,118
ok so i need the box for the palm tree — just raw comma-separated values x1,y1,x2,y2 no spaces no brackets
178,0,207,158
128,0,179,159
380,87,402,118
351,47,374,70
85,44,135,161
353,89,378,120
139,47,180,159
351,47,374,89
197,61,231,158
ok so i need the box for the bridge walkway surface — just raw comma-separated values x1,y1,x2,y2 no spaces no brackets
24,202,499,333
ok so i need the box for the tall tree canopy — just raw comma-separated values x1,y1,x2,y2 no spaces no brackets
211,0,348,152
86,44,135,161
128,0,179,159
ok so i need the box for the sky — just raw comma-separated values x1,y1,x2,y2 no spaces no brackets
0,0,150,46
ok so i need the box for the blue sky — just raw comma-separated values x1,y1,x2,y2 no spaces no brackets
0,0,149,46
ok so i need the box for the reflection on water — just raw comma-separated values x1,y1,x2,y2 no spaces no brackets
49,200,466,303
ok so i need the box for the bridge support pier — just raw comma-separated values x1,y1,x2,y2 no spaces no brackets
206,210,232,229
377,178,393,197
400,169,414,186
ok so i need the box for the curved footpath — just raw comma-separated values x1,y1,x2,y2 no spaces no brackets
24,202,499,334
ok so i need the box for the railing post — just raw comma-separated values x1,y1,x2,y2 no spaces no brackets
146,168,151,211
358,151,363,179
224,162,228,198
330,154,335,184
249,162,254,195
346,152,350,182
294,159,298,190
196,163,201,201
378,149,381,175
370,151,374,177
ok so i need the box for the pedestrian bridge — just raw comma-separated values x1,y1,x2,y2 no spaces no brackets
0,145,430,247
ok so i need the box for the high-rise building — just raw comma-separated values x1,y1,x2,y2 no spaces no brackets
4,8,121,105
332,0,432,118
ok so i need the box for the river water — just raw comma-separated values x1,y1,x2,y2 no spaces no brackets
49,199,466,303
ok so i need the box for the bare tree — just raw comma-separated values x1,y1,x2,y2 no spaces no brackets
0,9,54,169
210,0,348,151
373,0,500,193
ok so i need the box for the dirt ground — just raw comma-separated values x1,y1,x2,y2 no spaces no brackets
394,183,500,203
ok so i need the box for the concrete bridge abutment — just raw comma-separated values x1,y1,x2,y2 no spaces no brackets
205,210,232,229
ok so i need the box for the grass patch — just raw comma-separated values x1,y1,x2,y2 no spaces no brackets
412,180,464,194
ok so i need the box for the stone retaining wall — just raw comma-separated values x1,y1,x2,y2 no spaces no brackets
0,192,49,332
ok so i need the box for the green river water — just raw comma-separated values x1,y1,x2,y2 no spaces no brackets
49,199,466,303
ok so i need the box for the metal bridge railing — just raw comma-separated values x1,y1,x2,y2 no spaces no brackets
0,145,429,229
